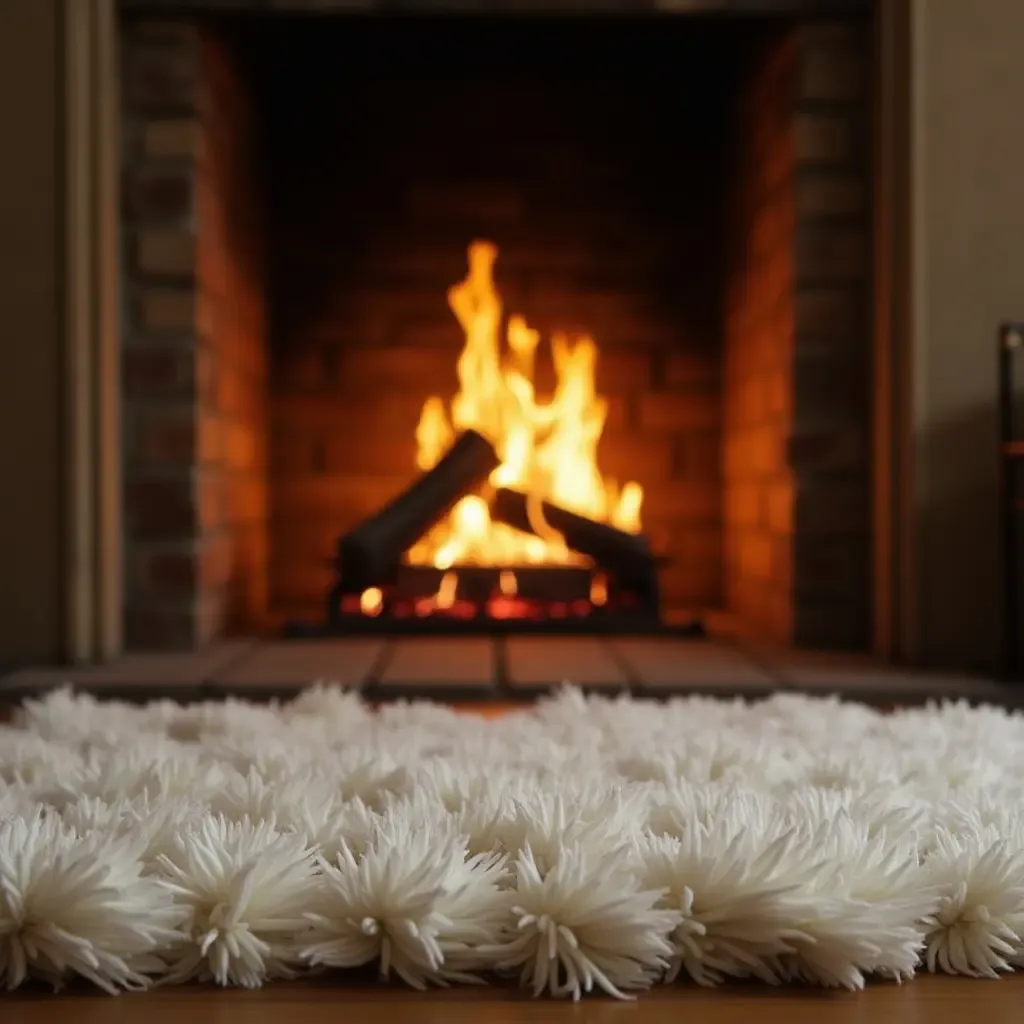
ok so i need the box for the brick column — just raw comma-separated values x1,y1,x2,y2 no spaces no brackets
121,20,268,649
789,21,871,648
724,20,871,649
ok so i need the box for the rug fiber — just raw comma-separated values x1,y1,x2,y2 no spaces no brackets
2,686,1023,998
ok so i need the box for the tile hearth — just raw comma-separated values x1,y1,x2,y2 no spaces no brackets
0,637,1009,709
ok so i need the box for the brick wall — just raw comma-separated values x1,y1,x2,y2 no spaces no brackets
251,17,736,619
723,20,871,648
121,20,268,649
119,11,872,647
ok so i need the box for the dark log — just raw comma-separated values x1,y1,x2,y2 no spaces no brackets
334,429,500,592
490,487,662,599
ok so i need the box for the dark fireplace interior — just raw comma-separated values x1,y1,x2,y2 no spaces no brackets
120,10,872,650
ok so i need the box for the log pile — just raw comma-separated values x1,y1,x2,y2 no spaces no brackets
332,431,663,601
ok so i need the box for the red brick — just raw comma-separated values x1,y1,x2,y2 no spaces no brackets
124,595,227,653
794,113,854,164
137,287,195,333
268,561,335,610
723,482,762,529
335,346,459,392
724,425,786,478
735,532,774,583
796,228,866,283
123,344,196,399
125,473,198,539
222,474,268,526
658,562,722,611
132,406,196,466
788,427,865,472
800,46,863,102
793,535,867,601
274,393,430,438
124,170,193,221
123,24,199,113
796,176,864,219
135,228,195,277
675,433,721,479
272,475,413,520
637,393,720,433
665,351,720,390
598,437,674,484
792,600,868,651
764,480,794,534
796,288,858,342
124,606,197,652
324,436,418,477
641,481,721,523
142,118,200,159
197,471,226,532
130,534,232,598
794,478,869,535
793,356,867,428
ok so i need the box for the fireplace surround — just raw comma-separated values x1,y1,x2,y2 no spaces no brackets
117,1,874,651
7,0,1021,677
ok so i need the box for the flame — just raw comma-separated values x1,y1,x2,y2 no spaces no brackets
436,571,458,610
360,587,383,616
499,570,517,597
590,574,608,607
412,241,643,567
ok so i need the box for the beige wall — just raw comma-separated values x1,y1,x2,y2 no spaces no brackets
0,1,65,664
908,0,1024,671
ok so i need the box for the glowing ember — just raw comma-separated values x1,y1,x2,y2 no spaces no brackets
408,241,643,569
360,587,383,616
590,574,608,607
499,570,517,597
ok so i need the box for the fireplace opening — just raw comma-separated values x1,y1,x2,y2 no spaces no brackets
121,9,872,649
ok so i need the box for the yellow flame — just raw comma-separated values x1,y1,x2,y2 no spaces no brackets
411,241,643,567
499,570,517,598
436,571,458,610
590,574,608,607
360,587,383,616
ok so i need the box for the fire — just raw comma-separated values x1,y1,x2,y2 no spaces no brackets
409,241,643,568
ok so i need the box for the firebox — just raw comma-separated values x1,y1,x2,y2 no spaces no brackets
119,3,873,651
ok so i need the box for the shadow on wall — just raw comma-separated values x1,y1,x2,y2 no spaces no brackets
918,400,1003,675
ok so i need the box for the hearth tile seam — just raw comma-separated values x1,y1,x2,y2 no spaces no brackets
198,641,269,699
491,636,511,699
601,636,641,696
723,639,791,692
362,639,399,701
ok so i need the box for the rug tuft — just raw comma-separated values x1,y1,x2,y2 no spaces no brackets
2,685,1023,998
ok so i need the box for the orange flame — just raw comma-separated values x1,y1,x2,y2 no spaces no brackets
409,241,643,568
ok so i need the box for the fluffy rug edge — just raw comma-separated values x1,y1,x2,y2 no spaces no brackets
1,684,1023,998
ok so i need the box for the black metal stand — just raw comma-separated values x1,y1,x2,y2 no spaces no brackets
999,321,1024,680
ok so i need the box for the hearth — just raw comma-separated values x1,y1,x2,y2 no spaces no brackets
117,4,873,652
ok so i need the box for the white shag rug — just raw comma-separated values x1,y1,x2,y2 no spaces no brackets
1,686,1023,998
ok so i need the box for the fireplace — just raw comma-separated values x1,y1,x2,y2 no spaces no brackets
119,3,872,651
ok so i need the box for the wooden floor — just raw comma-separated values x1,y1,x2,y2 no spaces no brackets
0,635,1012,706
4,977,1022,1023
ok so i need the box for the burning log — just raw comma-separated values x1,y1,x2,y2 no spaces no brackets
334,429,500,592
490,487,662,598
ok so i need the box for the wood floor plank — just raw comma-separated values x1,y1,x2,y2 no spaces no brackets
377,638,496,697
611,638,777,691
504,636,628,691
210,640,384,692
763,650,1011,703
0,641,257,702
2,975,1017,1022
